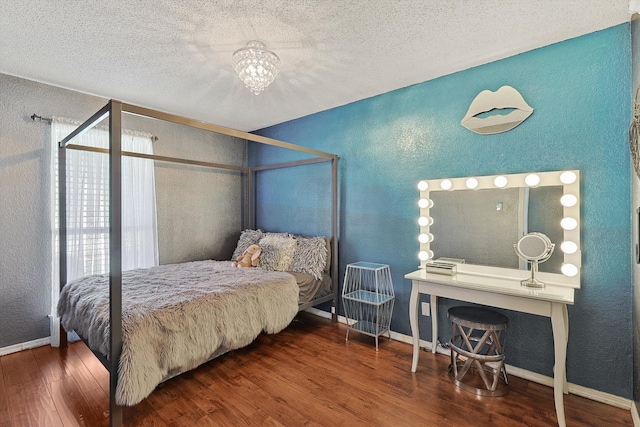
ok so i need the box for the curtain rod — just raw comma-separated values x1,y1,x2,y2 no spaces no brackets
30,113,158,141
31,114,52,124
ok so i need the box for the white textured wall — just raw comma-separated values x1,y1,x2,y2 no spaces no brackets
0,73,245,348
146,118,245,264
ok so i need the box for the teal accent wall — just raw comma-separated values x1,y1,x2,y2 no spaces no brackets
631,15,640,416
253,24,632,398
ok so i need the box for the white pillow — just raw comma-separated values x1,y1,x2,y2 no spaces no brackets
258,234,297,271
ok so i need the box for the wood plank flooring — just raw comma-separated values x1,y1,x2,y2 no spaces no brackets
0,312,633,426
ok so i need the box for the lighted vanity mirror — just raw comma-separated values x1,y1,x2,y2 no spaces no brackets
416,170,581,288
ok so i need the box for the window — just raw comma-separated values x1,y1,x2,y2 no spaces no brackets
50,118,159,328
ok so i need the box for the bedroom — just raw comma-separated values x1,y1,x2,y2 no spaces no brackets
0,1,639,426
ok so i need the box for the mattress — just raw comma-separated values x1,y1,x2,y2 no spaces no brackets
57,260,299,405
290,271,333,304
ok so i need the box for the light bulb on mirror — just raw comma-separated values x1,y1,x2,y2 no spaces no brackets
417,181,429,191
418,233,433,243
560,194,577,207
418,216,433,227
440,179,453,190
525,174,540,187
418,198,433,209
560,171,577,185
560,241,578,254
561,263,579,277
466,178,479,189
418,250,434,261
560,217,577,230
494,175,508,188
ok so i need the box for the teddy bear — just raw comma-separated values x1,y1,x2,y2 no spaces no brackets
231,244,262,268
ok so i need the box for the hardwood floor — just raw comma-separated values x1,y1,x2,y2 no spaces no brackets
0,312,633,426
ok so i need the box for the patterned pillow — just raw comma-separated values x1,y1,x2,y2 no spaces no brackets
231,229,264,260
258,234,297,271
290,236,327,280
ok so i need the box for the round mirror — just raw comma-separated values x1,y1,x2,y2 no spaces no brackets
514,232,555,288
516,233,553,261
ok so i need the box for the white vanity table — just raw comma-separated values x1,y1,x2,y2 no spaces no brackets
406,267,574,427
411,169,581,426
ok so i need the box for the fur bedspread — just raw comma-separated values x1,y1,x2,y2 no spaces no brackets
57,260,299,406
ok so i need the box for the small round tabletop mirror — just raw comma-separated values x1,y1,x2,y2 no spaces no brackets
514,232,555,288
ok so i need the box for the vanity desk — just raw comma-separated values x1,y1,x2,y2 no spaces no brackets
412,169,581,427
406,267,574,427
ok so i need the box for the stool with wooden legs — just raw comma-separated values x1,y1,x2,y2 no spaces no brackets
448,305,509,397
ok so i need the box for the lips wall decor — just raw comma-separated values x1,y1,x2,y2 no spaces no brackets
460,85,533,135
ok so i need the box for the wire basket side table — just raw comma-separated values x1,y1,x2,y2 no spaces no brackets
342,262,395,351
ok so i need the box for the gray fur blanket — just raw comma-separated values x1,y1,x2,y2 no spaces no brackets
57,260,299,405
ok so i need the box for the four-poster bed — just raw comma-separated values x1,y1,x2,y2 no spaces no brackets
57,100,339,426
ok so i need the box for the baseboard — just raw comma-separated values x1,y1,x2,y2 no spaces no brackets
304,308,634,411
49,314,60,347
632,401,640,427
0,337,50,357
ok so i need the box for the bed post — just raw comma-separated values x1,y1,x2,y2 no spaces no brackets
331,157,339,322
248,167,255,229
108,100,124,427
58,144,68,348
58,103,111,345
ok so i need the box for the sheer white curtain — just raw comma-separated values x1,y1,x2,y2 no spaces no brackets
50,118,158,344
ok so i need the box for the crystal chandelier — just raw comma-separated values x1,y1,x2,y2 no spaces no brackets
232,41,280,95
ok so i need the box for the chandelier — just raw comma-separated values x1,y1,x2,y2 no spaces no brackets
232,41,280,95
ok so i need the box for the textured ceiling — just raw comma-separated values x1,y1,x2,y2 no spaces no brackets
0,1,632,131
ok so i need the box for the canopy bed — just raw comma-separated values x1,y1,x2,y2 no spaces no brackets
56,100,339,426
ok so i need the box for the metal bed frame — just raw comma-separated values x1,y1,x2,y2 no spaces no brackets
58,99,339,427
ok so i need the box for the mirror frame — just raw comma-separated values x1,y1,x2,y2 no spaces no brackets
417,170,581,288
